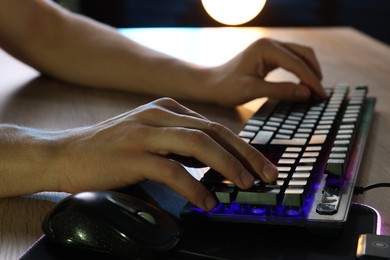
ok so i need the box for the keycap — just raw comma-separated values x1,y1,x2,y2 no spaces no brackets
282,188,305,207
252,99,279,120
270,138,307,146
213,179,236,204
309,134,327,145
325,158,345,176
243,125,260,132
239,131,256,138
235,187,281,206
247,119,264,126
251,130,274,145
316,185,341,215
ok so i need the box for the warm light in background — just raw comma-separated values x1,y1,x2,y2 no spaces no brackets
201,0,267,26
120,27,265,66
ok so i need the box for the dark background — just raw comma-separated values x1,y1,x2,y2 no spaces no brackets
72,0,390,45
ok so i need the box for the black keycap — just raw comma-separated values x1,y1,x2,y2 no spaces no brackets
235,186,281,206
281,188,305,207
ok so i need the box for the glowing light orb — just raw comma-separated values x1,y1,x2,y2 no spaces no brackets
201,0,267,26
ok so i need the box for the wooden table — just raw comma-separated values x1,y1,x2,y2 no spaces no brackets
1,27,390,259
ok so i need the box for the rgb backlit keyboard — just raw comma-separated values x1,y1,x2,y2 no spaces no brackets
181,84,376,229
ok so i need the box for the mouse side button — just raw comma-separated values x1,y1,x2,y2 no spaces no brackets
137,211,156,225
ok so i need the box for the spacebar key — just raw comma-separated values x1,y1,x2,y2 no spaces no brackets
251,130,274,145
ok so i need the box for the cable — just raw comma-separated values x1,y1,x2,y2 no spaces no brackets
354,183,390,194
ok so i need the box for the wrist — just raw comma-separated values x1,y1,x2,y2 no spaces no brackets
174,63,219,104
0,124,63,197
129,54,218,104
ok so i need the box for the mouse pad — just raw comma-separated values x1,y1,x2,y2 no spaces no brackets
19,182,380,260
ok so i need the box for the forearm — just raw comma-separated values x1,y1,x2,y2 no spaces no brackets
0,124,61,197
0,0,211,101
31,13,210,100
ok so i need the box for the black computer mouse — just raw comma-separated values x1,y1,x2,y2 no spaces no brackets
42,191,182,259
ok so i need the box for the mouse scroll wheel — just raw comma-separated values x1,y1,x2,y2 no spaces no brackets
137,211,156,225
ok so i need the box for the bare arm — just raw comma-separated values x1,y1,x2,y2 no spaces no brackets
0,0,326,105
0,1,328,209
0,0,206,100
0,99,278,211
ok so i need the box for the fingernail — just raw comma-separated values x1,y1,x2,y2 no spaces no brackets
295,87,311,99
205,194,217,211
263,164,278,182
241,171,255,187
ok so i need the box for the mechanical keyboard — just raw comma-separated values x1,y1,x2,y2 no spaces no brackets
181,84,376,229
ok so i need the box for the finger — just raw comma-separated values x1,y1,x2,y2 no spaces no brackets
140,155,217,211
251,80,314,102
278,42,323,80
200,122,278,183
127,101,278,184
262,39,327,99
143,126,256,189
167,153,206,168
142,122,278,185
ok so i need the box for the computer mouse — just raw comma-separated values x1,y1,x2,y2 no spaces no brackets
42,191,182,259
